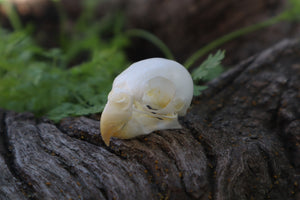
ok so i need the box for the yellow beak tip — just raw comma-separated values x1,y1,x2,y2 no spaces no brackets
103,138,110,146
100,129,111,146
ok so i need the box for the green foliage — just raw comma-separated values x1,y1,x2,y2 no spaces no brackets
192,50,225,82
191,50,225,96
279,0,300,21
0,0,299,122
0,19,223,121
125,29,175,60
184,0,300,69
0,1,22,30
0,16,129,122
184,0,300,96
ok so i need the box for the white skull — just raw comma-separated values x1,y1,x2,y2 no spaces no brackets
100,58,193,146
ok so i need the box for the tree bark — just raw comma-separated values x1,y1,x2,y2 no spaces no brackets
0,39,300,200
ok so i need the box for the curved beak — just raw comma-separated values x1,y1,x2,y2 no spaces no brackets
100,102,131,146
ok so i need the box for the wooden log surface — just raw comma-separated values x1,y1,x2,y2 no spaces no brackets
0,38,299,200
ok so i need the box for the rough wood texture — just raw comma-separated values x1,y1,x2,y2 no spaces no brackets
0,39,300,200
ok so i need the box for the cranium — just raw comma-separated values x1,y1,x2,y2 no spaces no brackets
100,58,193,146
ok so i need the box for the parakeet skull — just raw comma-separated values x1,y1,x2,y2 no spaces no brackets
100,58,193,146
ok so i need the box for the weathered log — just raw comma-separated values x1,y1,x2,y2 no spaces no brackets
0,39,300,200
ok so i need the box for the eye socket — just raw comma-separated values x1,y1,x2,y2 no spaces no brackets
142,76,175,110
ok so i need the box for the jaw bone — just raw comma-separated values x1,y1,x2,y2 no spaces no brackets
100,58,193,146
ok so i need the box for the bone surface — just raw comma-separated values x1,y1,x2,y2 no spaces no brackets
100,58,194,146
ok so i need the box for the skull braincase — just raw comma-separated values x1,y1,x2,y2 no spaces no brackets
100,58,193,145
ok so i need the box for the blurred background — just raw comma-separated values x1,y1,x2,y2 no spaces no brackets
0,0,299,121
1,0,300,65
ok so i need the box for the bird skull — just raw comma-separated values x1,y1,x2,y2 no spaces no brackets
100,58,193,146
